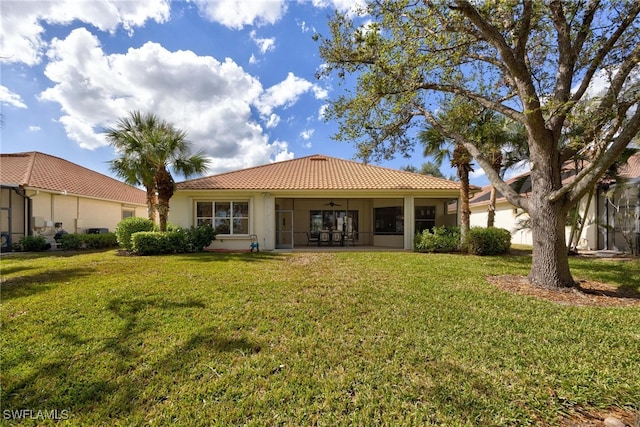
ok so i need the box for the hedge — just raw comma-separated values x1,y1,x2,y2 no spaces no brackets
115,217,156,251
60,233,118,250
129,224,216,255
414,226,461,253
13,236,51,252
467,227,512,256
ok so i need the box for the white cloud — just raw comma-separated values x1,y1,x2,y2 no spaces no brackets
0,85,27,108
318,104,328,120
28,126,41,132
194,0,287,29
250,30,276,54
36,28,300,173
255,72,327,120
308,0,367,16
503,160,530,181
265,114,280,129
0,0,170,66
470,168,486,179
300,129,314,140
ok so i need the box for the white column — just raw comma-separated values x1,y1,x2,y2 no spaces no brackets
260,193,275,250
404,195,415,250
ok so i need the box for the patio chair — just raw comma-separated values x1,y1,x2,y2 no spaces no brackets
343,230,356,246
318,230,331,246
306,231,319,246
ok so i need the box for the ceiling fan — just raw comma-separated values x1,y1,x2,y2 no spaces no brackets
325,200,341,207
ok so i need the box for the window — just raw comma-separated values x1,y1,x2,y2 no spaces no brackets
196,201,249,235
310,210,358,233
122,209,135,219
415,206,436,233
375,206,403,235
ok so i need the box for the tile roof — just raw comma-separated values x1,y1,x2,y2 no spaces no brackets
177,154,465,192
1,151,146,205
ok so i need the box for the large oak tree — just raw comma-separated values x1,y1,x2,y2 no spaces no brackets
316,0,640,289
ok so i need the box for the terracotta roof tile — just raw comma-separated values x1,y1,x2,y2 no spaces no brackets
1,152,146,205
177,154,464,191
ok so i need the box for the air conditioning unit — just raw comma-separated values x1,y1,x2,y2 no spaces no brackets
33,216,45,228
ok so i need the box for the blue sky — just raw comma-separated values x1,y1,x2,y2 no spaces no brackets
0,0,489,186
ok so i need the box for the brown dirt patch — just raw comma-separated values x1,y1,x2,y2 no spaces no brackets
487,275,640,308
557,406,639,427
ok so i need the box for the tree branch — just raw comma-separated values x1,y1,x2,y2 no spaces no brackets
550,105,640,204
420,106,530,211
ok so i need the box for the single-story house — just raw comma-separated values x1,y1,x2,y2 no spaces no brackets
1,151,147,250
170,154,466,251
469,154,640,253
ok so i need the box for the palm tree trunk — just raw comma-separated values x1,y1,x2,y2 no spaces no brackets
459,166,471,249
146,187,156,222
571,188,594,253
155,167,175,232
487,151,502,228
487,186,497,227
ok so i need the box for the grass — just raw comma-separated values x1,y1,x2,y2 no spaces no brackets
1,250,639,426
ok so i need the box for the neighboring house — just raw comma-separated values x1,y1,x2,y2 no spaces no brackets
1,152,147,250
469,154,640,253
171,154,466,251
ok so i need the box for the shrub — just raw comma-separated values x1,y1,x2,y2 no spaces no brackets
467,227,512,256
414,226,461,253
131,231,186,255
129,225,216,255
15,235,51,252
183,224,216,252
60,233,118,250
115,217,156,251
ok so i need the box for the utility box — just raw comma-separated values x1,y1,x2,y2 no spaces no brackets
86,228,109,234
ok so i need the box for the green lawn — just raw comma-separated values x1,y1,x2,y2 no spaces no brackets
1,250,639,426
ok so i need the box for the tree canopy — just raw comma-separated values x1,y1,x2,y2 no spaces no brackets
106,111,209,231
317,0,640,288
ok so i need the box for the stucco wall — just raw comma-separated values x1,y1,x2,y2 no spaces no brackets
29,191,146,235
470,195,598,249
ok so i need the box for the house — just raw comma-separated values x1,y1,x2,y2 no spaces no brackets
170,154,465,251
469,154,640,253
0,152,147,250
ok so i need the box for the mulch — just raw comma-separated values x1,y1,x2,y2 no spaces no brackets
486,275,640,308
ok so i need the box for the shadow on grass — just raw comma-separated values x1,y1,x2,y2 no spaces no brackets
424,359,528,425
0,267,94,301
173,251,286,263
469,250,639,292
570,258,640,292
1,294,260,422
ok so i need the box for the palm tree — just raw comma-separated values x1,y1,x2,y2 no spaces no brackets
421,126,474,244
105,111,209,231
470,111,527,227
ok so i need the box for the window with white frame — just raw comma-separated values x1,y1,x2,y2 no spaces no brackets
196,201,249,235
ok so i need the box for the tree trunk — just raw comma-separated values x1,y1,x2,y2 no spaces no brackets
527,184,575,289
487,185,497,227
155,167,175,232
146,187,156,222
459,166,470,248
571,188,594,253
